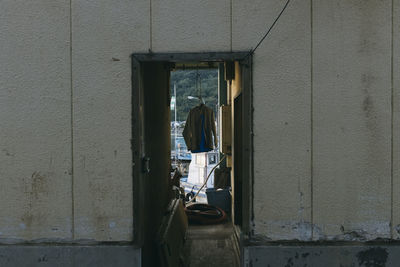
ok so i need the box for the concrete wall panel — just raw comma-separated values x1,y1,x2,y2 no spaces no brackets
393,0,400,239
232,0,289,51
233,0,312,240
313,0,392,240
245,245,400,267
152,0,230,52
72,0,149,241
1,0,397,246
0,1,72,240
0,245,141,267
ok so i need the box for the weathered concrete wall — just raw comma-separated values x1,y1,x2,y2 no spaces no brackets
233,0,396,241
233,0,312,240
152,0,231,52
313,0,392,240
1,0,399,246
393,0,400,239
71,0,149,241
0,0,73,241
244,245,400,267
0,245,141,267
0,0,149,242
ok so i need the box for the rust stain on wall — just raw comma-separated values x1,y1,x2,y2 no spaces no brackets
30,171,48,199
19,171,50,232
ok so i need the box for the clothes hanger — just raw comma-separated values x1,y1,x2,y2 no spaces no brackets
196,66,205,106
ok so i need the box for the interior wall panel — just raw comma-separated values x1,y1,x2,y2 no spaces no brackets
233,0,312,240
72,0,150,241
0,0,72,241
152,0,230,52
392,0,400,240
313,0,392,240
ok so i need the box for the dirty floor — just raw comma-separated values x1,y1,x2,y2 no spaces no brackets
181,220,240,267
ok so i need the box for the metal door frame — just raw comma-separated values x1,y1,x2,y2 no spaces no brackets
131,51,254,245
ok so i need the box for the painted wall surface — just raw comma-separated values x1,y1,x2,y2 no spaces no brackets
232,0,396,241
1,0,399,243
152,0,231,52
0,0,73,241
313,0,392,240
0,0,149,242
71,0,149,241
233,0,312,240
393,0,400,239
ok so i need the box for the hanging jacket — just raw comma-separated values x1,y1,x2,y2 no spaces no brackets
183,104,217,153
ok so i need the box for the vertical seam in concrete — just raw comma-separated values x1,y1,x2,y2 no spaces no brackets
310,0,314,240
150,0,153,51
250,56,255,236
230,0,233,52
69,0,75,240
391,0,394,239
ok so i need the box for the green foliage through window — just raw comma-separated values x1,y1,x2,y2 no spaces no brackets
170,69,218,122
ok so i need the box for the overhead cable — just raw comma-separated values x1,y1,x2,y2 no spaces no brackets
244,0,291,59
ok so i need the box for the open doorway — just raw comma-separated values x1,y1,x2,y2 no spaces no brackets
131,52,253,266
170,66,220,203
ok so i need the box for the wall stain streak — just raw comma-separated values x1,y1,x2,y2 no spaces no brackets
19,171,50,232
25,172,49,200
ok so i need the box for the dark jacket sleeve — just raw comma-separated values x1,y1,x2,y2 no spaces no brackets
182,111,192,150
